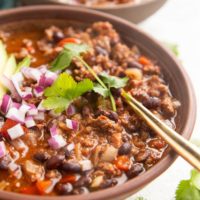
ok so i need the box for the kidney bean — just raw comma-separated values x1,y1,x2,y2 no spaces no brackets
74,176,92,187
135,149,150,162
118,142,132,155
56,183,73,195
100,179,118,189
142,96,160,109
73,187,89,195
33,152,50,163
61,161,81,173
126,163,144,178
46,155,64,170
148,139,166,149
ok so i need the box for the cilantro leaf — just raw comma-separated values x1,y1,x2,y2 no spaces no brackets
175,180,200,200
99,72,128,89
64,43,89,56
43,73,93,113
93,83,109,97
50,50,72,72
191,169,200,190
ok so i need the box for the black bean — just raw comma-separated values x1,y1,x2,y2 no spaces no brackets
74,176,92,187
100,179,118,189
126,163,144,178
142,96,160,109
33,152,50,163
73,187,89,195
46,155,64,170
108,111,118,122
127,60,142,69
95,46,108,56
56,183,73,195
118,142,132,155
61,161,81,173
53,32,64,43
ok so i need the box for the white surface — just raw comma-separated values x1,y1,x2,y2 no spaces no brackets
128,0,200,199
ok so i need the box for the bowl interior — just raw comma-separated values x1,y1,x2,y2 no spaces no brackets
0,6,196,200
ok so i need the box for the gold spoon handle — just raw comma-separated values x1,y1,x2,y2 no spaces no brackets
121,90,200,171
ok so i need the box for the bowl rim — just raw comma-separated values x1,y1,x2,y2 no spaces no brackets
22,0,166,11
0,5,197,200
45,0,163,10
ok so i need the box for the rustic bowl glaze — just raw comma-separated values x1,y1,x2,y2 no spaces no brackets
20,0,167,23
0,6,196,200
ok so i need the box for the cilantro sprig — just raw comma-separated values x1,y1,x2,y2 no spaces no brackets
176,169,200,200
49,43,128,112
93,72,128,111
42,73,93,113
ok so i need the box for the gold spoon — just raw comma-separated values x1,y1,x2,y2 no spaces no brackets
121,89,200,171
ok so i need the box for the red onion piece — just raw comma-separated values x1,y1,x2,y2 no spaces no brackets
12,102,21,109
27,104,38,116
22,87,33,100
25,116,35,128
37,101,45,111
33,112,45,121
11,72,24,97
50,125,58,137
66,104,76,116
1,75,21,101
48,135,66,149
65,119,79,131
6,107,25,123
7,124,25,140
0,141,7,158
33,86,43,97
0,94,12,114
21,67,42,82
39,71,57,88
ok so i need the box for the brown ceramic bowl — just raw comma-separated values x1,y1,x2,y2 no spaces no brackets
0,5,196,200
20,0,167,23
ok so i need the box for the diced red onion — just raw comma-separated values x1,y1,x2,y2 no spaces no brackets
1,75,21,101
79,160,93,171
39,71,57,88
0,94,12,114
6,107,25,123
27,104,38,116
33,112,45,121
48,135,66,149
21,67,42,82
11,72,24,97
19,104,31,114
33,86,43,97
49,125,59,137
0,141,7,158
12,102,21,109
25,116,35,128
65,119,79,131
37,101,45,111
7,124,25,140
38,65,48,74
22,87,33,100
66,104,76,116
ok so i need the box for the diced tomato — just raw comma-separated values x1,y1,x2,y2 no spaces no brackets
58,37,80,47
60,174,76,184
20,185,39,195
114,155,131,171
36,180,52,195
138,56,151,65
0,119,18,138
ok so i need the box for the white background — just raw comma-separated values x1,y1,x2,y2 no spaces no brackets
128,0,200,199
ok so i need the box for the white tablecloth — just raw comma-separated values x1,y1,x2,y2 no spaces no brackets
128,0,200,199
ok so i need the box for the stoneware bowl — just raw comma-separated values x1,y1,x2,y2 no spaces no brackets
20,0,167,23
0,5,196,200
